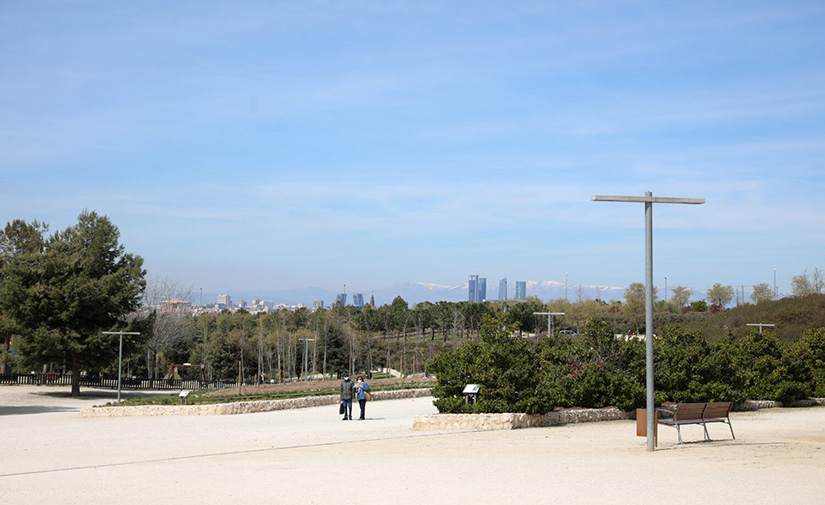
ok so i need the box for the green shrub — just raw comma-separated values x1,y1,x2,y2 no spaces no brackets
428,314,552,414
790,328,825,397
428,318,822,415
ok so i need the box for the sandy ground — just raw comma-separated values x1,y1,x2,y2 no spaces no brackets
2,385,824,505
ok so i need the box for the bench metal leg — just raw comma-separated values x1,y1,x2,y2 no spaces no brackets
676,425,683,444
704,420,735,442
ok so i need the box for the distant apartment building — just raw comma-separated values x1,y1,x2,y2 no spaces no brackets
352,293,365,308
499,277,507,300
468,275,487,302
161,298,191,314
314,300,324,310
217,294,232,309
515,281,527,299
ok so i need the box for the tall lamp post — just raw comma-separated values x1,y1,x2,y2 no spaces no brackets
299,338,316,380
102,330,141,402
592,191,704,452
773,268,777,298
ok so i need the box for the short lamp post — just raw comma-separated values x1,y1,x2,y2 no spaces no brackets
102,331,141,402
533,312,566,338
592,192,704,452
746,323,775,334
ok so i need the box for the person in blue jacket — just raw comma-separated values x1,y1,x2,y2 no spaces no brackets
354,375,371,420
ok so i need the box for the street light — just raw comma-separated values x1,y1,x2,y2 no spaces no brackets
747,323,775,334
664,276,668,305
102,330,141,402
533,312,565,338
299,338,316,381
592,191,704,452
773,268,777,298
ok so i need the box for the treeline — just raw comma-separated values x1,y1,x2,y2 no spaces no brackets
121,293,694,383
15,291,825,386
428,315,825,414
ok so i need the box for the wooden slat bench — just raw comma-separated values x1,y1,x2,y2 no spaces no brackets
657,402,735,443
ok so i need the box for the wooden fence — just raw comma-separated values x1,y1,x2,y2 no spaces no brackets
0,373,234,390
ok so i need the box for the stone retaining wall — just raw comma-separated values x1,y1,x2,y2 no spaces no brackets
412,407,631,431
79,388,432,418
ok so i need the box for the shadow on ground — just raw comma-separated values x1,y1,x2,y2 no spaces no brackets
0,387,174,416
0,405,79,415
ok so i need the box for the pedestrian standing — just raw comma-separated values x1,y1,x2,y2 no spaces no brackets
340,375,354,420
354,375,371,420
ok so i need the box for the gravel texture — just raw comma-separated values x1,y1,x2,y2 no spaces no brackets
2,384,824,504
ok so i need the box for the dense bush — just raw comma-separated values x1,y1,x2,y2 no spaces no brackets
787,328,825,398
428,315,825,414
654,325,742,404
428,315,551,414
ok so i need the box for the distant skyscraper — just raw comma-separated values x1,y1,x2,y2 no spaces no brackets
468,275,487,302
314,300,324,310
515,281,527,299
499,277,507,300
335,293,347,306
352,293,364,308
217,294,232,308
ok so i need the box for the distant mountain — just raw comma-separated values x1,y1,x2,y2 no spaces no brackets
211,280,625,308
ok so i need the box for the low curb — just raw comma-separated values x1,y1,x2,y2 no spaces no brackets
79,388,432,418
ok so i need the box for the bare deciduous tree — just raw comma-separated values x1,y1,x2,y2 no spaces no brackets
670,285,693,310
707,283,734,307
142,276,195,379
751,283,774,303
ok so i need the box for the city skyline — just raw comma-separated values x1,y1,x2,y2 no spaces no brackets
189,276,783,310
2,2,824,298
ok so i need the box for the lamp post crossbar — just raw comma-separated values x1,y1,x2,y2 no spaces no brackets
102,331,141,402
592,191,704,452
746,323,775,333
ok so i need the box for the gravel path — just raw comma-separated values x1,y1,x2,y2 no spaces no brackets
2,385,824,504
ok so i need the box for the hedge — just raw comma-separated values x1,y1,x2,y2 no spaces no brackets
427,315,825,414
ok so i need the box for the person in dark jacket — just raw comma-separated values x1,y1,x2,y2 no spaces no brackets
340,375,354,420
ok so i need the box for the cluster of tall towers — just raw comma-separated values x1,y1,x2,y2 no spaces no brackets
469,275,527,302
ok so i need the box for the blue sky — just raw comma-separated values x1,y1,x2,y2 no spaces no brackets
2,1,824,301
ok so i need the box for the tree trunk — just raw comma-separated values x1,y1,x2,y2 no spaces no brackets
71,351,81,398
1,331,10,374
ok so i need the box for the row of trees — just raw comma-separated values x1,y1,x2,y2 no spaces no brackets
428,315,825,414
